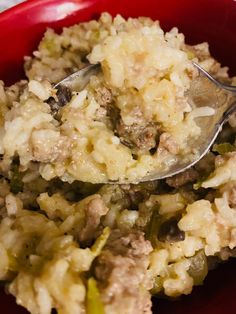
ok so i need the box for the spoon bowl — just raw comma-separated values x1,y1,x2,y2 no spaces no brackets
54,63,236,183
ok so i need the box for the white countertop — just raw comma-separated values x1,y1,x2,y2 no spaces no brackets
0,0,25,12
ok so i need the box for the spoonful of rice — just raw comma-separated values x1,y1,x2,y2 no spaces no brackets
48,62,236,184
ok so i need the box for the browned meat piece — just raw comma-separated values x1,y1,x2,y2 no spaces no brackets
94,231,153,314
159,132,179,154
217,247,236,261
227,185,236,206
121,182,158,209
158,217,185,243
105,230,153,258
79,195,108,244
204,190,217,203
94,87,159,153
94,87,121,131
95,87,113,106
116,120,160,152
95,252,152,314
166,168,199,188
47,85,72,116
95,104,120,130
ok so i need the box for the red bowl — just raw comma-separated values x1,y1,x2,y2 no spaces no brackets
0,0,236,313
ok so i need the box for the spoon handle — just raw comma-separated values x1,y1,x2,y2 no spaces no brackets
219,100,236,124
193,62,236,93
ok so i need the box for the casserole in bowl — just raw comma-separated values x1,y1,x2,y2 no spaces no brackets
0,1,236,313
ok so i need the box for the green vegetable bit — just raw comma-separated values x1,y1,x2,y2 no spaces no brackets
151,276,163,294
212,143,235,155
145,206,161,248
91,227,110,257
188,250,208,285
87,277,105,314
193,174,209,190
10,163,24,194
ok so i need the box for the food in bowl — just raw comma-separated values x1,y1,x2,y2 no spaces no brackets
2,13,218,184
0,12,236,314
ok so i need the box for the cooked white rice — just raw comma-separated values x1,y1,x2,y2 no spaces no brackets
1,13,222,183
0,12,235,314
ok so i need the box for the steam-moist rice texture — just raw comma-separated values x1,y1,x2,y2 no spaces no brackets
1,151,236,313
0,12,236,314
1,13,225,183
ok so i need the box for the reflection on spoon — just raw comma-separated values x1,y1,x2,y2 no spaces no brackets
50,62,236,183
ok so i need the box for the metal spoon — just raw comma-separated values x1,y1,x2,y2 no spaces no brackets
52,62,236,183
48,64,101,115
54,63,101,90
